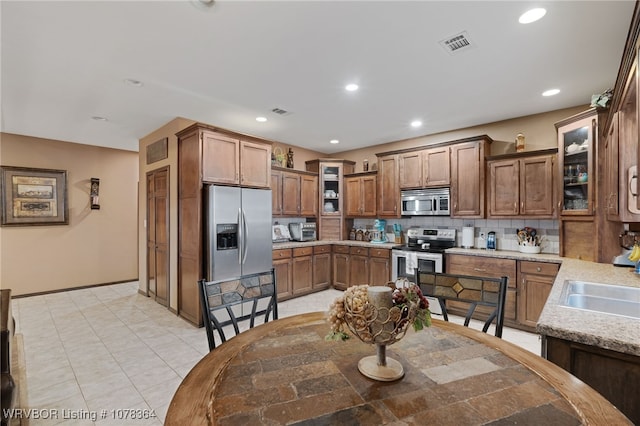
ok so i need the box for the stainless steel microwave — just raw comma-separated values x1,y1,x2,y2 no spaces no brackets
401,188,450,216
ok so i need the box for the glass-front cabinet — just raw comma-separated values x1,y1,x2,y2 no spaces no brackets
320,164,341,215
556,109,597,215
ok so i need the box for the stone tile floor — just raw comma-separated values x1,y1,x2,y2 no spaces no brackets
12,282,541,425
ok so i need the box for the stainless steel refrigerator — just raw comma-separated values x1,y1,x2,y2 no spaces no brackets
205,185,272,281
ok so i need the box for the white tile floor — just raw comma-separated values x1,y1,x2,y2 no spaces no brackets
12,282,542,425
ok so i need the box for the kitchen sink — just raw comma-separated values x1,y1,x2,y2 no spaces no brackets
558,280,640,319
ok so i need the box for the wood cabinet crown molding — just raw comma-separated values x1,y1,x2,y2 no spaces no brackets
175,121,279,146
486,148,558,161
375,134,494,158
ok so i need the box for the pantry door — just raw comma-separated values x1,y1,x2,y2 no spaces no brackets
147,167,169,307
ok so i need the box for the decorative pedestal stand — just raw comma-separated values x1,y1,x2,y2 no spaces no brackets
344,286,416,382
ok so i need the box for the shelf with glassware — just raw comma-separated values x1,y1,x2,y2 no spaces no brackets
556,110,596,216
322,168,341,214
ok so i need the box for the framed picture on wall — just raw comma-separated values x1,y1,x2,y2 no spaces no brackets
1,166,69,226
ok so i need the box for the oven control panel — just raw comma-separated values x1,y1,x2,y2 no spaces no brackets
406,228,456,241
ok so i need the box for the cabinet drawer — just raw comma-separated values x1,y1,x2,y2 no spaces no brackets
273,249,292,260
333,245,350,254
313,245,332,254
293,247,314,257
350,246,369,256
447,254,516,287
370,248,390,258
519,261,559,276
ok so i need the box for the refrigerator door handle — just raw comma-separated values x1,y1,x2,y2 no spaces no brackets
241,209,249,264
237,208,243,265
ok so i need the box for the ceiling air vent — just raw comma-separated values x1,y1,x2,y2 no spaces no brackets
439,31,475,55
271,107,292,116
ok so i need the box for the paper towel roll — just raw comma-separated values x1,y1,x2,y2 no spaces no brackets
462,226,474,248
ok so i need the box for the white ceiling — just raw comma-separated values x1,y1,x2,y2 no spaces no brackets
1,1,635,154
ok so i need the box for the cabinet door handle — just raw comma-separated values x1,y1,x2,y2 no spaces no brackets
514,202,517,211
536,267,541,272
520,201,524,211
473,267,487,272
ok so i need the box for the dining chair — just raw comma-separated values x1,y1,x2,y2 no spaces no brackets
198,268,278,351
414,270,508,338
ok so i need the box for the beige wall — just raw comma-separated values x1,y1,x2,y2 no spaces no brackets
331,105,588,169
1,133,138,296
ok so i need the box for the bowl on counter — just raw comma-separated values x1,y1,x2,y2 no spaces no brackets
519,245,541,254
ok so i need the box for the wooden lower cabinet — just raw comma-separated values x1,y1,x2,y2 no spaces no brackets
447,254,560,331
312,245,332,290
273,249,293,300
543,335,640,425
349,246,369,286
517,261,559,328
369,248,391,286
446,254,517,323
292,247,313,295
333,246,350,290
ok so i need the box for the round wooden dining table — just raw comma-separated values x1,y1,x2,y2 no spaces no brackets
166,312,631,425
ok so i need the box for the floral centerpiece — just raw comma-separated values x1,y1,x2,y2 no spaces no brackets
326,279,431,381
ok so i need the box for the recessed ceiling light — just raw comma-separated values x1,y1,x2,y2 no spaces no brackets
542,88,560,97
256,117,267,122
345,83,359,92
91,116,108,121
330,139,340,144
123,78,143,87
410,120,423,128
519,8,546,24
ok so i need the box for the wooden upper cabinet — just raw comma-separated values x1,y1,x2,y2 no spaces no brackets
201,129,270,188
345,174,377,217
202,131,240,184
423,146,450,187
240,140,271,188
488,159,520,216
521,155,555,216
605,113,620,220
399,147,450,189
300,174,318,217
281,172,301,215
271,170,283,216
487,152,556,218
272,168,318,217
399,152,423,189
450,140,486,217
377,154,400,217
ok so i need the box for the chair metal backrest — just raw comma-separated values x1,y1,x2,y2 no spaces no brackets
198,268,278,351
415,269,508,338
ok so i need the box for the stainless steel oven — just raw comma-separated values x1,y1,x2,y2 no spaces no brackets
391,228,456,315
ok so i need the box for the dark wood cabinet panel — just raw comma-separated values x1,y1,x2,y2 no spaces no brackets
274,258,293,301
376,154,400,217
282,173,301,215
450,140,486,217
488,153,556,218
349,255,369,286
292,256,313,295
333,253,349,290
517,261,559,328
202,131,240,184
345,174,377,217
313,253,331,290
369,256,390,286
559,218,596,261
240,140,271,188
399,151,422,189
544,336,640,425
423,146,450,187
271,171,283,216
300,174,318,217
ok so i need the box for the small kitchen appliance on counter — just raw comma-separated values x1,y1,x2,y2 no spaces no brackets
288,222,317,242
370,219,388,243
486,231,497,250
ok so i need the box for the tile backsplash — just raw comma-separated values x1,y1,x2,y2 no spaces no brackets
354,217,559,254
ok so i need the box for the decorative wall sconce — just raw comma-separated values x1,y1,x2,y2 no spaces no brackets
90,178,100,210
